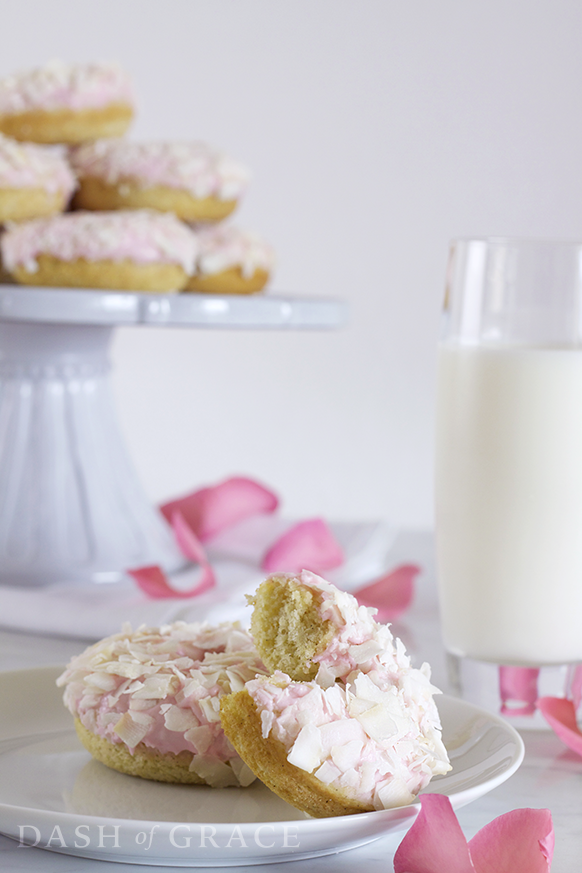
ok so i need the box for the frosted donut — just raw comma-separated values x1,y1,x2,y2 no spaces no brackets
220,571,451,816
183,225,274,295
0,134,76,223
0,209,198,292
57,621,268,787
0,60,134,144
70,139,249,223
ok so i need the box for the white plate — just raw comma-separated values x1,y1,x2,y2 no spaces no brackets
0,666,524,867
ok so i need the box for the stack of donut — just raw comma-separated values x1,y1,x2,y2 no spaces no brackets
0,59,274,294
58,571,450,817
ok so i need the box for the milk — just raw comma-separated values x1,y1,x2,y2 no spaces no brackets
435,343,582,665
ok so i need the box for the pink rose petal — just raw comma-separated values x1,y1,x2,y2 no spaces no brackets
393,794,475,873
126,566,175,600
499,666,540,717
160,476,279,542
261,517,344,574
537,696,582,757
468,808,554,873
569,665,582,710
393,795,554,873
127,563,215,599
355,564,419,622
127,512,216,600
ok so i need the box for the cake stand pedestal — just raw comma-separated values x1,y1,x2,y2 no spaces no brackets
0,287,346,586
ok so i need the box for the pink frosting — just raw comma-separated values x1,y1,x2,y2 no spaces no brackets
0,134,76,196
1,209,198,274
57,621,268,788
0,60,134,114
70,139,250,201
192,225,275,277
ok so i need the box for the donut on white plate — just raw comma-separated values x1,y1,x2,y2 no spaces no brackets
57,621,268,787
220,571,451,816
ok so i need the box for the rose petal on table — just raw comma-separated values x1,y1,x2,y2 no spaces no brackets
355,564,419,622
261,517,344,573
170,510,207,564
499,666,540,717
160,476,279,542
127,553,215,600
393,794,475,873
537,695,582,757
468,807,554,873
568,665,582,710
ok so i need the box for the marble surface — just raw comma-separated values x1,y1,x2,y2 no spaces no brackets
0,531,579,871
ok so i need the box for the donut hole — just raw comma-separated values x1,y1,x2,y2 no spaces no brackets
249,575,335,681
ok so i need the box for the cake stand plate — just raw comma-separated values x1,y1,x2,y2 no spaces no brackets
0,286,347,587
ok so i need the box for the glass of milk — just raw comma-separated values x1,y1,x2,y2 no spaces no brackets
435,238,582,723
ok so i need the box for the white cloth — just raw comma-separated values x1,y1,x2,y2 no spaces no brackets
0,517,395,641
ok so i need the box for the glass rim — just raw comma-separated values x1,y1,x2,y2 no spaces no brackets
450,235,582,249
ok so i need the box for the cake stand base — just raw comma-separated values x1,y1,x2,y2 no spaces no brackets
0,321,185,586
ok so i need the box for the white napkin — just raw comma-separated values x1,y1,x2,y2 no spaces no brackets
0,517,395,641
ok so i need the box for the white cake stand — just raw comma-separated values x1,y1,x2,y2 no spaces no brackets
0,286,347,587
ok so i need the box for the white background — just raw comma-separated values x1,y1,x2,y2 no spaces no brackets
3,0,582,528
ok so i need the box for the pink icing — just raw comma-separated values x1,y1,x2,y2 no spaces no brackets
71,139,250,201
0,60,134,114
0,133,76,196
57,621,268,787
1,209,198,274
192,225,275,278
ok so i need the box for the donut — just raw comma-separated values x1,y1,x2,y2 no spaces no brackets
183,225,274,295
70,139,249,223
220,571,450,816
56,621,268,787
0,209,198,292
0,133,76,223
0,60,134,145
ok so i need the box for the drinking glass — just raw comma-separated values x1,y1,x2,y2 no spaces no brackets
435,238,582,723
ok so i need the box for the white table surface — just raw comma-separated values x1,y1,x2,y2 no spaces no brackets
0,531,579,872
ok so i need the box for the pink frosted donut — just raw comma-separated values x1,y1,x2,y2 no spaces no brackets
57,621,268,786
70,139,249,222
220,571,451,816
1,209,198,292
0,60,134,144
184,225,275,294
0,133,76,223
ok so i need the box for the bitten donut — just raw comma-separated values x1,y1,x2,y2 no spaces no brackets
57,621,268,787
1,209,197,292
0,133,76,223
220,571,450,816
0,60,134,144
183,225,274,295
70,139,249,223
